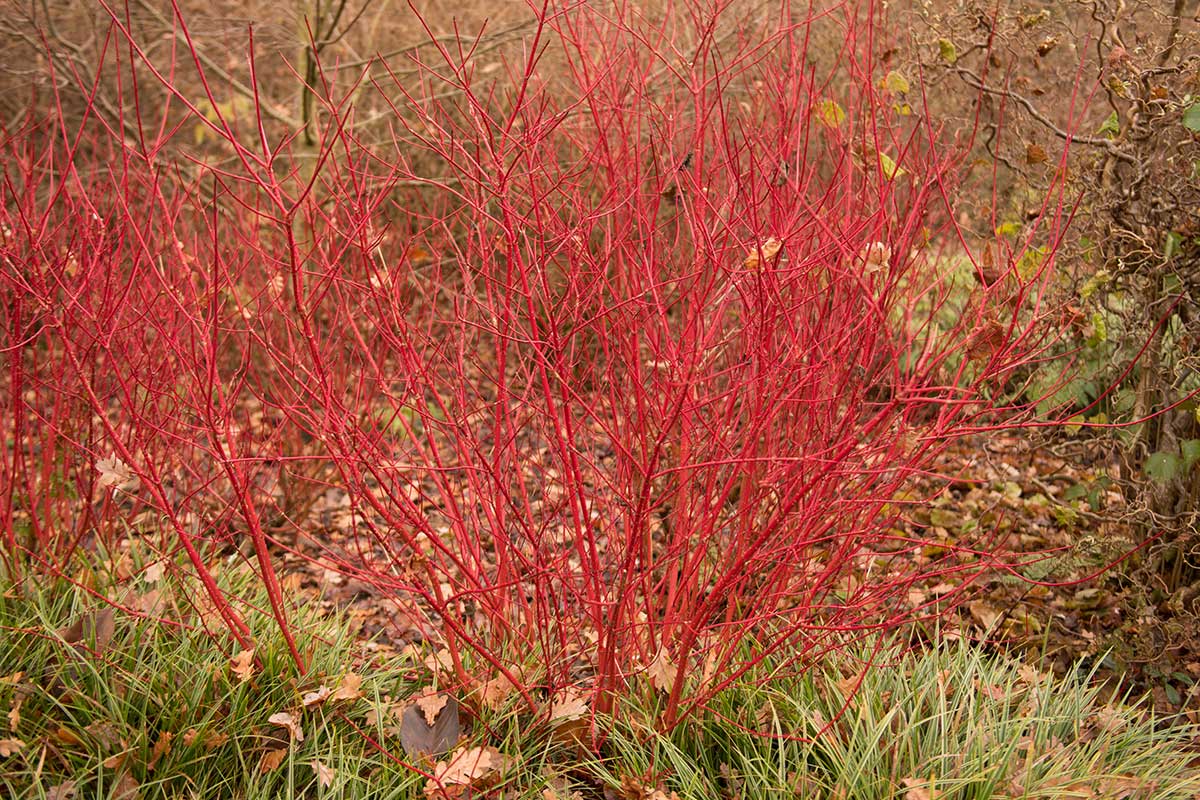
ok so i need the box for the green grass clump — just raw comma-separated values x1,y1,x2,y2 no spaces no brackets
603,639,1200,799
0,549,429,800
1,549,1196,799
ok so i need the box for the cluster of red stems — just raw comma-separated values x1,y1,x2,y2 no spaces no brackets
2,0,1080,729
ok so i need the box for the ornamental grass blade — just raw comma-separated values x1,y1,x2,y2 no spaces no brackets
400,694,459,758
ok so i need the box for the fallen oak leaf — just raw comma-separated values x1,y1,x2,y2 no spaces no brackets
901,777,937,800
331,672,362,703
142,561,164,584
45,780,76,800
400,695,460,758
112,771,139,800
230,649,255,683
0,738,24,757
268,711,304,743
478,673,514,711
549,690,589,726
312,760,335,788
646,648,678,693
96,457,138,492
423,746,512,796
259,748,287,773
415,691,449,726
302,685,332,709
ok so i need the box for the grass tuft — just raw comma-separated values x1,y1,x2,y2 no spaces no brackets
1,553,1195,799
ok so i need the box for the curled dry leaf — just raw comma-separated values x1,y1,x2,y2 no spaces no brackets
8,694,21,732
415,691,449,726
259,748,287,773
423,746,512,796
46,781,77,800
743,237,783,270
0,737,24,757
147,731,173,771
901,778,937,800
268,711,304,743
312,760,335,788
302,685,332,709
858,241,892,274
96,457,138,492
230,649,256,683
646,648,678,693
331,672,363,703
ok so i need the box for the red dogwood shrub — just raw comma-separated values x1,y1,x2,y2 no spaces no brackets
1,0,1078,729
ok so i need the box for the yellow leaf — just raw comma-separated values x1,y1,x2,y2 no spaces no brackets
815,98,845,129
881,71,910,96
877,150,907,180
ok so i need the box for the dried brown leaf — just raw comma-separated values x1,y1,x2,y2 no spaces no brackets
112,772,140,800
901,778,937,800
268,711,304,743
331,672,363,703
142,561,164,584
743,237,783,270
647,649,678,693
0,738,24,757
147,731,173,771
45,781,77,800
549,690,589,726
423,746,511,795
400,695,460,758
7,695,21,732
230,649,256,683
312,760,335,788
96,457,138,492
302,685,332,709
416,691,449,726
259,748,287,773
479,674,515,711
